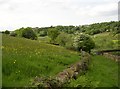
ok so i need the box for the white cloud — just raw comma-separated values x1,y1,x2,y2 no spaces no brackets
89,3,117,16
0,0,118,31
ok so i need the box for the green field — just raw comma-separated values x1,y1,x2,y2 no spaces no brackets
65,55,118,87
92,32,119,50
2,35,80,87
2,31,119,87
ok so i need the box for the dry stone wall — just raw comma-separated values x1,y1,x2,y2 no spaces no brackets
103,53,120,62
32,52,91,88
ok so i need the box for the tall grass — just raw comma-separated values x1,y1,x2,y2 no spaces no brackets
66,55,118,87
2,35,80,87
92,32,119,50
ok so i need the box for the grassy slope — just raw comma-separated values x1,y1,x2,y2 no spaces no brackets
2,35,80,87
66,32,119,87
92,32,119,50
66,55,118,87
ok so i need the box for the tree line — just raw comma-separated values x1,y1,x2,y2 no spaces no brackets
2,21,119,53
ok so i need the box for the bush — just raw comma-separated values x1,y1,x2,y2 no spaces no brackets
47,28,60,43
9,32,17,37
56,32,69,46
65,36,75,50
55,33,76,50
4,30,10,34
15,27,25,37
22,27,37,40
73,33,95,53
65,41,75,50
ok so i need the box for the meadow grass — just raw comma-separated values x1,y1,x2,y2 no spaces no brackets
66,55,118,87
2,35,80,87
38,36,50,43
92,32,119,50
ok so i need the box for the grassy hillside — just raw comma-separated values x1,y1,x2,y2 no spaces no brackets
2,35,80,87
65,55,118,87
92,32,119,50
2,21,119,87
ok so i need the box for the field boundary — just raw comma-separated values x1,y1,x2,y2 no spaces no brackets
103,53,120,62
32,52,91,88
96,49,120,62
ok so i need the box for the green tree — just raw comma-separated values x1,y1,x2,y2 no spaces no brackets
73,33,95,53
22,27,37,40
15,27,25,37
56,32,70,46
4,30,10,34
48,28,60,43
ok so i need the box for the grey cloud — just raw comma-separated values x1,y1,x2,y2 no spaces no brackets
99,9,117,17
0,0,10,4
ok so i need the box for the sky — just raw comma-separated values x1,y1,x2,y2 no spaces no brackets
0,0,119,31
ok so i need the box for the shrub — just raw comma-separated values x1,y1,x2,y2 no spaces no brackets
9,32,17,37
65,41,75,50
15,27,25,37
47,28,60,44
73,33,95,53
56,32,69,46
4,30,10,34
65,36,75,50
22,27,37,40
